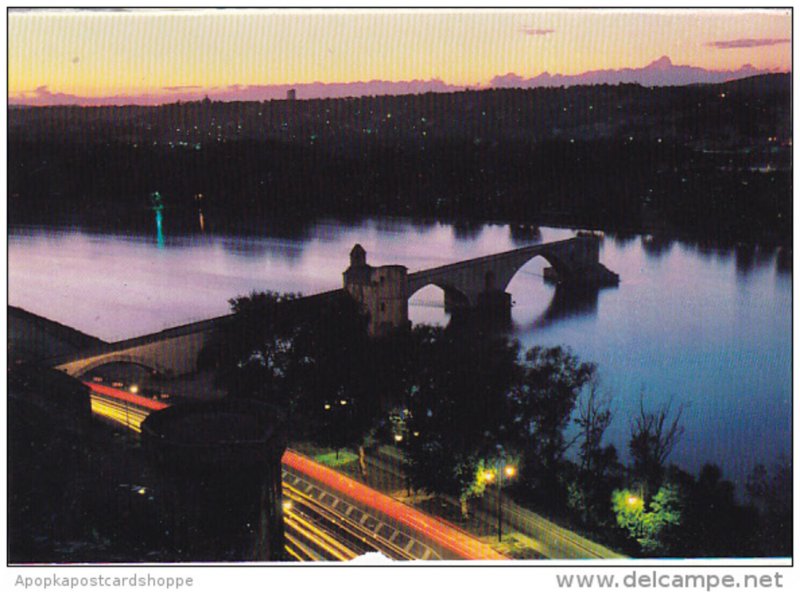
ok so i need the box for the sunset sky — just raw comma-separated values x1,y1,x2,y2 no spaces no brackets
8,8,791,103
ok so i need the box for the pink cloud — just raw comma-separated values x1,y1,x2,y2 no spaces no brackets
519,27,555,36
163,85,203,92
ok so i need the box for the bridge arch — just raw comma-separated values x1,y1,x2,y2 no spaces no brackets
495,249,574,292
65,353,170,379
408,281,469,304
408,281,471,316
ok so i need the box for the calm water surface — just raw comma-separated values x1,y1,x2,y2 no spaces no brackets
8,218,791,488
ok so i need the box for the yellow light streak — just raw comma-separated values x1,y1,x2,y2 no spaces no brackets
284,512,356,561
90,396,149,433
282,483,414,560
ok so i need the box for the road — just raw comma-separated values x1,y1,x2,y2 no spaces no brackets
376,446,625,559
83,381,503,561
282,479,419,561
283,450,503,560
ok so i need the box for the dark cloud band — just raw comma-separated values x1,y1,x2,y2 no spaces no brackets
707,38,789,49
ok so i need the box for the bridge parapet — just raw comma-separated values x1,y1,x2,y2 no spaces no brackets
345,236,617,335
51,237,618,370
407,236,617,307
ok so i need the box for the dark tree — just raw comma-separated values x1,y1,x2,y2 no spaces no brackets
206,291,383,476
576,381,613,478
204,290,300,405
628,394,685,499
402,325,521,517
746,456,792,557
512,346,596,506
286,294,381,474
570,381,621,525
677,464,760,558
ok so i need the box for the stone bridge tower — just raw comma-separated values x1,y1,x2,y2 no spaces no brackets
343,245,409,336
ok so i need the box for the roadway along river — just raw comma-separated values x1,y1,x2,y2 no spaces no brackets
8,217,791,491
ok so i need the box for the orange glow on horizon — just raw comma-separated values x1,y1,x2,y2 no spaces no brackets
9,8,791,102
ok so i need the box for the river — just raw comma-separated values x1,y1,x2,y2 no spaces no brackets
8,216,791,490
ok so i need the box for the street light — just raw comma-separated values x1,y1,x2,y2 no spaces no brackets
626,493,643,511
484,461,517,542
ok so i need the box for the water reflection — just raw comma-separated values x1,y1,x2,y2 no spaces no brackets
694,239,719,262
453,221,483,240
530,285,602,329
734,244,756,277
509,224,542,245
640,234,674,259
776,246,792,275
219,237,304,263
7,218,791,491
609,230,637,248
410,218,437,234
154,209,165,249
754,245,776,266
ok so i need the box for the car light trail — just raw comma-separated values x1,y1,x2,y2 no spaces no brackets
284,530,321,561
283,450,505,560
83,381,505,561
283,483,415,560
284,511,357,561
90,397,150,433
86,382,168,411
85,382,168,433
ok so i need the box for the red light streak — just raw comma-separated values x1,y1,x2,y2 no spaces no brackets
282,450,505,561
83,382,168,411
85,381,504,560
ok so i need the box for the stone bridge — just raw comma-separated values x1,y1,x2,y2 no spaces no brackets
407,236,616,308
49,315,228,378
50,235,617,376
344,236,617,335
48,290,344,378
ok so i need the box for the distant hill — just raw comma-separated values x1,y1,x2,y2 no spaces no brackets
8,74,790,147
718,72,791,94
9,56,788,106
491,56,783,89
7,73,791,245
